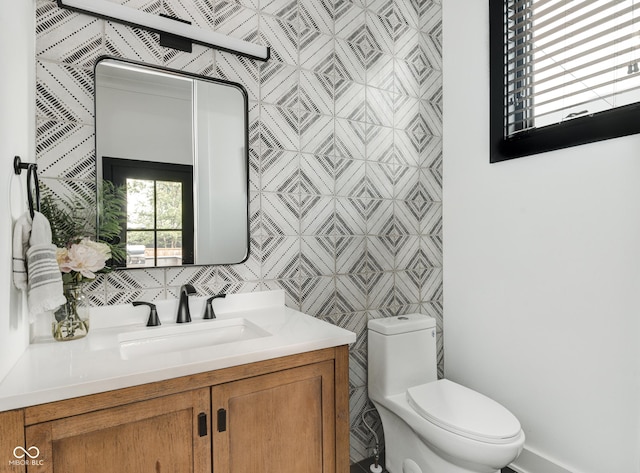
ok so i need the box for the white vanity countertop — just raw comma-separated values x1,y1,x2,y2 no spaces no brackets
0,290,356,412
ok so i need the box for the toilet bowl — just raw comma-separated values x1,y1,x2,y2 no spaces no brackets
368,314,524,473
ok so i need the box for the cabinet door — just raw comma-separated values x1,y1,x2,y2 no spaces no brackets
212,361,335,473
1,409,25,473
25,388,210,473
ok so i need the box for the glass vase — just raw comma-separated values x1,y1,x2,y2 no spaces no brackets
52,282,90,341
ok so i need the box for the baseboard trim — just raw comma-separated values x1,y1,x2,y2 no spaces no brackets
509,448,577,473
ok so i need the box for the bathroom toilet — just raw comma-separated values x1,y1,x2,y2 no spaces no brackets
367,314,525,473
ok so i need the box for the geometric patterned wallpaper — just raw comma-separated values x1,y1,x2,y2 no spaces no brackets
34,0,442,463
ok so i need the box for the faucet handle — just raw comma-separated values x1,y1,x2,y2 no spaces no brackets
204,293,226,320
176,284,197,323
133,301,160,327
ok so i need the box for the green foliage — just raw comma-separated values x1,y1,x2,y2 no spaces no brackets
40,181,127,265
97,180,127,263
40,192,82,249
126,178,154,229
156,181,182,230
125,179,183,249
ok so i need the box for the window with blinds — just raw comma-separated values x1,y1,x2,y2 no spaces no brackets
490,0,640,162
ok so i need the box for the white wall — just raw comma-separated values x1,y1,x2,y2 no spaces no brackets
442,2,640,473
0,1,35,381
195,80,247,264
96,76,192,166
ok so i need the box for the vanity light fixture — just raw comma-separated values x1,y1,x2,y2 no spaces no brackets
56,0,270,61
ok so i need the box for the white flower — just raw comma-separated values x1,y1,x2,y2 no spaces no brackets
56,247,69,267
57,239,110,280
79,238,112,260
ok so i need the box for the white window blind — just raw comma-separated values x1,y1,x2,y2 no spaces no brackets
505,0,640,136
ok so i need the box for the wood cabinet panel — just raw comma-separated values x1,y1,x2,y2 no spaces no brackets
0,410,25,473
25,388,210,473
212,361,335,473
334,345,350,473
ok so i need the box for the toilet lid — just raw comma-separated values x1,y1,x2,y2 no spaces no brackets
406,379,521,444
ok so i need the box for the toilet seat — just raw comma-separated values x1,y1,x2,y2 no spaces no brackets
406,379,522,445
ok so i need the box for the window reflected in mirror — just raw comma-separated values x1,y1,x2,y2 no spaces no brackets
126,178,184,267
103,157,194,268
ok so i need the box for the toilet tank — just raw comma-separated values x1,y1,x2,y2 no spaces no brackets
368,314,437,401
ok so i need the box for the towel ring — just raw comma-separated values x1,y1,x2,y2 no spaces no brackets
13,156,41,219
26,164,41,219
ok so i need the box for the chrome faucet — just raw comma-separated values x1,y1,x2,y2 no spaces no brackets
176,284,196,323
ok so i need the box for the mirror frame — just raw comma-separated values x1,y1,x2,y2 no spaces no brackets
94,55,251,268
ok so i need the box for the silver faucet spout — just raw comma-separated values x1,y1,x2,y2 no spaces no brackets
176,284,196,323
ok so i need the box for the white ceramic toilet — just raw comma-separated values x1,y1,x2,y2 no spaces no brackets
368,314,525,473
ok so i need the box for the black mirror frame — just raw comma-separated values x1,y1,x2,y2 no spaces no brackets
93,55,250,267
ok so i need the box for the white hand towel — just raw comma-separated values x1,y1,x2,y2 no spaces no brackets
12,212,32,290
26,212,66,316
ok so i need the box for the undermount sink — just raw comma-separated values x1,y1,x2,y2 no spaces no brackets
118,318,272,360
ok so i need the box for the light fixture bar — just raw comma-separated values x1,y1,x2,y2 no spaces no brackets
57,0,270,61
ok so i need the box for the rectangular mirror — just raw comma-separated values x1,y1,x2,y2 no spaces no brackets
95,57,249,268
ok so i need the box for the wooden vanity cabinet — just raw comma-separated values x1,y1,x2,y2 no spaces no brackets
212,361,336,473
12,346,349,473
25,389,211,473
0,410,25,473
